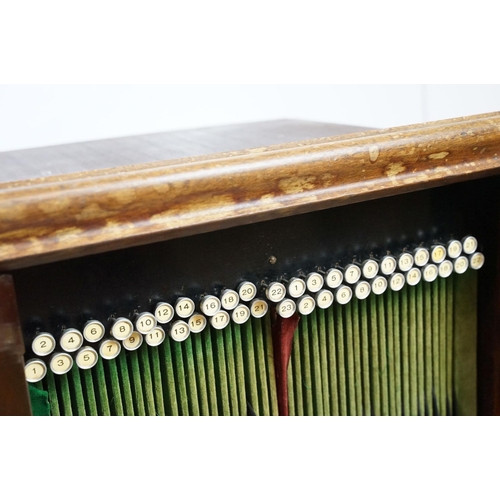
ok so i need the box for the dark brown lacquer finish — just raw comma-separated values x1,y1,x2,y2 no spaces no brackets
1,112,500,271
0,275,31,416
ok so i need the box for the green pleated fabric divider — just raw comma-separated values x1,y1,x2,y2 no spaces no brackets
33,313,277,416
287,272,477,416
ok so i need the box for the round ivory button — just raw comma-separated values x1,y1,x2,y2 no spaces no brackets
146,326,166,347
220,289,240,310
75,346,99,370
413,247,430,267
135,312,156,334
50,352,73,375
60,328,84,353
111,318,134,341
362,259,379,279
277,298,296,318
288,277,306,298
266,282,286,303
210,311,230,330
306,272,324,293
447,239,462,259
438,260,453,278
169,320,191,341
250,299,268,318
462,236,478,255
344,264,361,285
423,264,438,282
123,331,143,351
325,268,343,288
398,252,414,272
32,332,56,357
454,256,469,274
336,285,353,305
470,252,485,270
371,276,388,295
189,313,207,333
154,302,175,324
175,297,195,318
99,339,122,360
83,320,106,343
297,295,316,315
390,273,405,291
200,295,221,316
237,282,257,302
315,289,334,309
25,359,47,383
232,304,251,324
406,268,422,286
380,255,397,276
430,245,446,264
355,281,371,300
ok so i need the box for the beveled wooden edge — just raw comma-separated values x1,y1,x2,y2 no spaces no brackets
1,111,500,271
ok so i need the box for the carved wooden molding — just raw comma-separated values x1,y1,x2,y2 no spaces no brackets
1,112,500,270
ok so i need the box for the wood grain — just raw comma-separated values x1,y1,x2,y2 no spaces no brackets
1,112,500,271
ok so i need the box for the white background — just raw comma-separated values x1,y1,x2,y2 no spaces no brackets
0,84,499,152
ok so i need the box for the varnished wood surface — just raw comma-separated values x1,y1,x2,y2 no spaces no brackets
1,112,500,271
0,275,31,415
0,120,368,183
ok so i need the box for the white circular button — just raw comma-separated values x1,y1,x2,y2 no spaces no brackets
462,236,478,255
250,299,268,318
169,320,190,341
83,320,106,343
423,264,438,282
50,352,73,375
25,359,47,383
111,318,134,341
220,289,239,310
362,259,379,279
189,313,207,333
406,268,422,286
154,302,175,324
371,276,388,295
380,255,397,275
200,295,221,316
210,311,230,330
232,304,251,324
470,252,485,270
99,339,122,360
315,289,334,309
306,272,324,293
123,331,143,351
175,297,195,318
355,281,371,300
75,346,98,370
431,245,446,264
398,252,414,272
336,285,353,305
325,268,343,288
454,256,469,274
60,328,84,353
344,264,361,284
146,326,166,347
447,239,463,259
438,260,453,278
414,248,430,267
277,298,297,318
32,332,56,357
266,282,286,302
297,295,316,315
237,281,257,302
135,312,156,334
288,277,306,298
390,272,405,291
